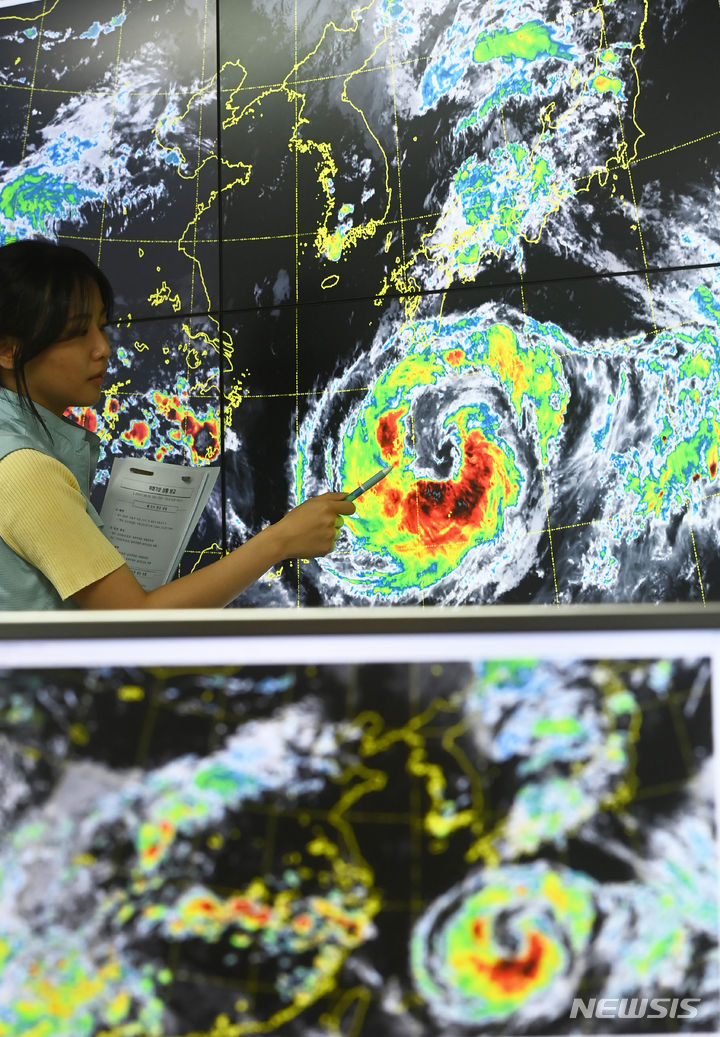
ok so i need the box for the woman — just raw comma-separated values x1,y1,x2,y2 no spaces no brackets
0,238,355,609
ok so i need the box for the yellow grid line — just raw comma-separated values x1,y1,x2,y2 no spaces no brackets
0,54,427,102
187,0,213,313
50,206,445,248
220,53,429,93
687,514,707,606
388,25,408,285
0,81,194,99
18,0,47,164
408,411,426,606
490,0,560,603
540,464,560,600
387,13,427,606
629,128,720,165
96,1,127,267
599,7,709,603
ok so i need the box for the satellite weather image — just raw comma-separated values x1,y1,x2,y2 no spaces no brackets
0,650,716,1035
0,0,719,1033
0,0,718,606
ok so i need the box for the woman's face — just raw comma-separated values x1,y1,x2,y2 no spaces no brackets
1,279,111,418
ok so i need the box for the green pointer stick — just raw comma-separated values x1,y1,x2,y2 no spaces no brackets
345,464,394,501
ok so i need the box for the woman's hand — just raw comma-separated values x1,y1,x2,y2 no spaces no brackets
74,492,357,610
266,491,356,560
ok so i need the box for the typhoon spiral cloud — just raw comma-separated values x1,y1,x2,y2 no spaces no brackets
296,303,569,602
410,861,597,1028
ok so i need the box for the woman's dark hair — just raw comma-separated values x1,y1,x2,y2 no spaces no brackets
0,237,114,431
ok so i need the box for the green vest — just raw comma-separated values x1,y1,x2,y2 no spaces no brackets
0,390,105,611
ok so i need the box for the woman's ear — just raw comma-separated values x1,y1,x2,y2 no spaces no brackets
0,338,18,388
0,337,17,371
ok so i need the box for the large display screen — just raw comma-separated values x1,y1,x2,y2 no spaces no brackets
0,0,719,604
0,609,717,1034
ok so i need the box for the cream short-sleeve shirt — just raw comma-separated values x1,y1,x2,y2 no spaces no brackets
0,448,125,600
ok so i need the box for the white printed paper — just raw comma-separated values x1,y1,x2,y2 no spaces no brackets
99,459,219,590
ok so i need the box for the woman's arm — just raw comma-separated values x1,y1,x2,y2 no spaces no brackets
72,492,355,609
